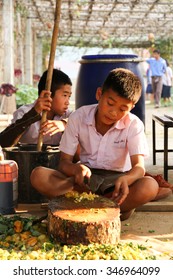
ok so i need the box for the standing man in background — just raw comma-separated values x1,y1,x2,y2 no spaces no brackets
147,49,167,108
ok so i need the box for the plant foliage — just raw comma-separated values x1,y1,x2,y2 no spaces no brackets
15,84,38,106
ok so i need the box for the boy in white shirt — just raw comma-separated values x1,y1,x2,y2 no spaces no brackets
0,69,72,147
31,68,159,221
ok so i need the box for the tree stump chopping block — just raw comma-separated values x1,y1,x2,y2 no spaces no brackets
48,193,121,245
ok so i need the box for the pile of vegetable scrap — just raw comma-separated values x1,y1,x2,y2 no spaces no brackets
0,214,170,260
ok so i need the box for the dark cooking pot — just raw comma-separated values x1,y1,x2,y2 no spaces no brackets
3,144,60,203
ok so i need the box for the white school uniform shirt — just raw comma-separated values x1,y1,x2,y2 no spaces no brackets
12,102,72,145
59,104,149,172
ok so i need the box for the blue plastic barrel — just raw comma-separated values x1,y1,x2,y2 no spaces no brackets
75,54,145,124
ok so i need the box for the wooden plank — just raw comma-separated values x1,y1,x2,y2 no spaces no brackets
136,200,173,212
15,203,47,217
15,196,173,216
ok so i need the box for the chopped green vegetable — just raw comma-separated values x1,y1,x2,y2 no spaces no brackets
148,230,155,233
0,215,171,260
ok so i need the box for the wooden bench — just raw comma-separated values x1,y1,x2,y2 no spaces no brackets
152,114,173,180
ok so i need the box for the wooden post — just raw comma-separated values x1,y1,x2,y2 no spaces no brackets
25,18,33,85
2,0,16,114
37,0,62,151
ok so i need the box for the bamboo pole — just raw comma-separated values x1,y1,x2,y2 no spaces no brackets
37,0,62,151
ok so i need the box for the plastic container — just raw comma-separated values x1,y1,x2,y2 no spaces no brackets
0,160,18,214
75,54,145,124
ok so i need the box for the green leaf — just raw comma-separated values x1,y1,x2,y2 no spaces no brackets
23,221,33,231
148,230,155,233
15,84,38,106
0,223,8,233
30,229,41,237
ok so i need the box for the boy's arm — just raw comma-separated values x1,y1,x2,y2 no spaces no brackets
124,154,145,184
0,90,52,148
111,154,145,205
58,151,91,187
0,107,41,147
39,119,67,136
58,152,77,176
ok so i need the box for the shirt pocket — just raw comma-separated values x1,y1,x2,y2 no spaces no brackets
105,141,127,170
113,139,126,148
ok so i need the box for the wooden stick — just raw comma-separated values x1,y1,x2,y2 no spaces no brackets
37,0,62,151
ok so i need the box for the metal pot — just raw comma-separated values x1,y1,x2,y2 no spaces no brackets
3,144,60,203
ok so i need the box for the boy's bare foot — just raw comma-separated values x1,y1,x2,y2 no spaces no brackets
151,187,172,201
120,209,135,221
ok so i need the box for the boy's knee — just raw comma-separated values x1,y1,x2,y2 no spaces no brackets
30,166,44,185
144,176,159,190
141,176,159,199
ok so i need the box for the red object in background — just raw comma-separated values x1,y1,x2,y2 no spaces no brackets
14,69,22,77
0,83,18,96
33,74,41,82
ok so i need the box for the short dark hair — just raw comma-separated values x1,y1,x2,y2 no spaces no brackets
153,49,160,55
102,68,142,103
38,68,72,97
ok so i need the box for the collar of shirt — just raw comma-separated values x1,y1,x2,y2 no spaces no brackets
84,104,131,130
39,108,72,120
